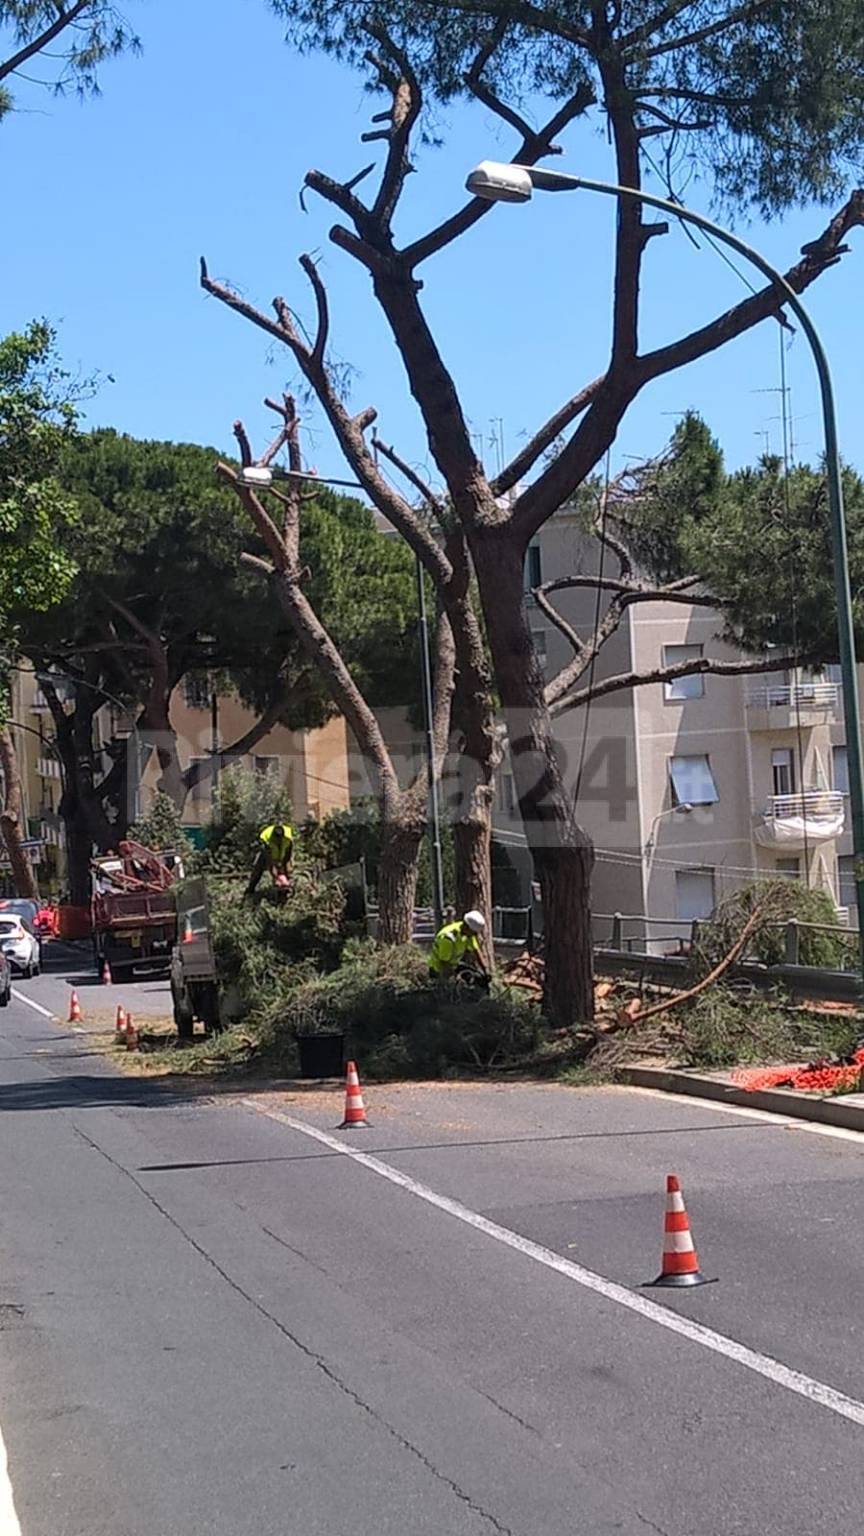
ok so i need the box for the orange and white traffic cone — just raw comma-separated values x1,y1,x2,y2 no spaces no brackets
647,1174,712,1289
339,1060,369,1128
68,989,82,1024
102,959,113,985
114,1005,127,1044
125,1014,138,1051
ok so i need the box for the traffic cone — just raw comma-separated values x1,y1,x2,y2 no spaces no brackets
102,959,113,985
339,1060,369,1128
125,1014,138,1051
646,1174,712,1289
68,989,82,1024
114,1005,127,1044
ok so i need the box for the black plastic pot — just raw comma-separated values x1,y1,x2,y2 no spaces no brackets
296,1031,345,1079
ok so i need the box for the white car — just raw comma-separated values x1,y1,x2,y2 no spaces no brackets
0,916,41,977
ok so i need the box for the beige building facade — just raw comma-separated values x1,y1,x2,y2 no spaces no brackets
5,663,351,890
490,507,851,949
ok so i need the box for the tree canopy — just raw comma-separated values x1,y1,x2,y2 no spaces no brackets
602,409,864,665
0,321,79,643
0,2,137,122
19,427,420,735
267,0,864,213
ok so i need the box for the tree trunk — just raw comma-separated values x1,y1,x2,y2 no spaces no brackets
471,530,595,1027
377,800,425,946
0,729,39,900
453,805,492,959
65,816,95,907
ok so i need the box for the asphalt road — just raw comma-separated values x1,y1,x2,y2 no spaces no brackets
14,937,174,1020
3,991,864,1534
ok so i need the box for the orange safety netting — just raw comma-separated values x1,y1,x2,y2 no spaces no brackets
732,1047,864,1096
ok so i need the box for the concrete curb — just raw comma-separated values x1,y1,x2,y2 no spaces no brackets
618,1064,864,1133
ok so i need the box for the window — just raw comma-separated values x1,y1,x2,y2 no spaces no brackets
531,628,548,664
524,543,542,593
833,745,849,796
669,754,718,807
839,855,856,914
663,643,704,700
254,755,279,778
184,674,211,711
675,869,715,922
776,857,801,880
772,748,796,798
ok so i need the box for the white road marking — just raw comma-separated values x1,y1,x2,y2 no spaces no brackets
10,989,56,1020
248,1100,864,1431
629,1085,864,1145
0,1421,23,1536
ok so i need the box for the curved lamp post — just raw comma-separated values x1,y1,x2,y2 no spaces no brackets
466,160,864,969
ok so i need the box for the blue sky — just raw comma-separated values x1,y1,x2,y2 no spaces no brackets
2,0,861,490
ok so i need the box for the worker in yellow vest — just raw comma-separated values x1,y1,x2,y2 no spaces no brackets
247,822,295,895
428,910,490,988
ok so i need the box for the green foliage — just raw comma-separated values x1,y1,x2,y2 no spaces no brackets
129,791,191,853
266,0,864,213
192,763,293,876
16,428,419,745
245,940,542,1079
614,412,726,586
673,985,858,1070
0,322,79,628
300,798,455,905
610,411,864,665
685,458,864,662
697,878,857,971
0,3,138,118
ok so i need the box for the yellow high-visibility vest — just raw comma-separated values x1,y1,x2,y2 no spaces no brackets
259,824,294,865
429,920,479,975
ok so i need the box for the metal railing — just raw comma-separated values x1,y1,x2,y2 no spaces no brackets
762,790,844,821
747,682,838,709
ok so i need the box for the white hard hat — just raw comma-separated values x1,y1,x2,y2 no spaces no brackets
463,910,486,934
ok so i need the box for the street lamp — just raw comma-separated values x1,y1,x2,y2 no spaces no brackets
238,461,446,927
644,803,693,859
466,159,864,971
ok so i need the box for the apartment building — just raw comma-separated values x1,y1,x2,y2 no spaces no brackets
4,663,351,889
491,506,851,947
158,676,351,836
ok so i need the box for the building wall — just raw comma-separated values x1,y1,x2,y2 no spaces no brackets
138,687,351,827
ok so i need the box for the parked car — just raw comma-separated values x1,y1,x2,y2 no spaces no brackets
0,950,11,1006
0,916,41,976
0,899,39,934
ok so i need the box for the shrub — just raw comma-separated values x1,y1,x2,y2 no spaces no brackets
696,879,857,972
192,764,293,876
256,943,543,1078
129,791,191,853
299,798,455,907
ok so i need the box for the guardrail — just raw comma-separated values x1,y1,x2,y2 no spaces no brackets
747,683,838,709
762,790,844,820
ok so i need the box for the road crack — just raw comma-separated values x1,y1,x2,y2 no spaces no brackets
73,1123,520,1536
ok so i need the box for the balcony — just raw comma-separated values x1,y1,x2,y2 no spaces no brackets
754,790,845,850
747,682,838,731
